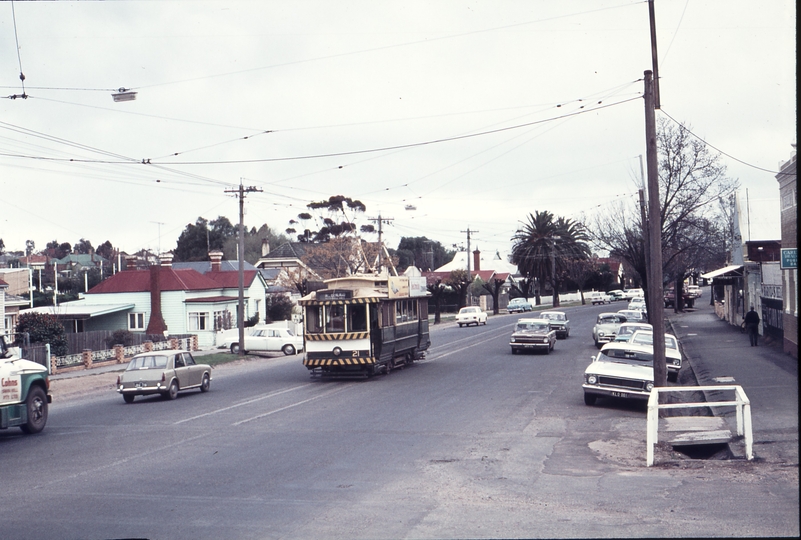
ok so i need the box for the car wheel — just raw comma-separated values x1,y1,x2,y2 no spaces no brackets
668,372,678,383
584,393,597,406
544,345,550,355
200,373,210,392
282,344,296,356
230,343,240,354
123,394,135,404
511,348,517,355
458,323,463,328
20,386,48,434
163,380,179,400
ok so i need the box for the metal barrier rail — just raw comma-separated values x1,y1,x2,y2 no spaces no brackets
646,385,753,467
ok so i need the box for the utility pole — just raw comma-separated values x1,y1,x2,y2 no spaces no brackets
460,227,478,281
648,0,661,109
644,70,666,387
368,214,393,272
225,180,262,356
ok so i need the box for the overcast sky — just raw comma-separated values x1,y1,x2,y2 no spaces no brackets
0,0,795,262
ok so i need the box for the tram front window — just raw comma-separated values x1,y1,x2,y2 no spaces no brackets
327,304,345,332
349,304,368,332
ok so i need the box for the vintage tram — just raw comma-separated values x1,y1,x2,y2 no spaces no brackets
299,272,430,377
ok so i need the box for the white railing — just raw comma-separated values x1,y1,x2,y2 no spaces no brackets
646,385,753,467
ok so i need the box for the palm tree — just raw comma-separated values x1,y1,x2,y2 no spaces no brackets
511,211,590,307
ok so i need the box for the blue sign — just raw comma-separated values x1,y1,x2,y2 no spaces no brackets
781,248,797,269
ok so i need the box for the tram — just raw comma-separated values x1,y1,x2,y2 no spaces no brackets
299,272,430,377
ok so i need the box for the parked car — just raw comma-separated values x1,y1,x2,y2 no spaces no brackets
587,291,611,305
664,288,694,308
623,288,645,300
583,341,655,405
628,296,647,312
592,312,627,348
539,310,570,338
686,284,702,298
509,318,556,354
221,326,304,355
455,306,487,327
613,322,652,343
628,330,683,382
117,350,212,403
507,297,533,313
617,309,648,324
607,289,626,301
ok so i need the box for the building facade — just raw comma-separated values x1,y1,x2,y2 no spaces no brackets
776,146,797,358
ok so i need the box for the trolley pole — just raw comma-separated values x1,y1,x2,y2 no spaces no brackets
460,227,478,281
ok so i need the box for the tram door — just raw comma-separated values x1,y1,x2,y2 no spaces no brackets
369,304,381,360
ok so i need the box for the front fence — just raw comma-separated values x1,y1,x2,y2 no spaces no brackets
53,334,198,371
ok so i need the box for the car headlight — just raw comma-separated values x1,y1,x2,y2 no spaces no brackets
510,338,516,343
587,374,598,384
598,331,605,336
645,382,654,392
673,359,681,366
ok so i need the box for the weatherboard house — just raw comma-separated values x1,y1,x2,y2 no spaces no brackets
22,252,267,349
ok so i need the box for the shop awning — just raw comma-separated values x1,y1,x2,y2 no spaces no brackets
700,265,744,280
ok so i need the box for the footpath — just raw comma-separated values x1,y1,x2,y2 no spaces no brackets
667,299,798,466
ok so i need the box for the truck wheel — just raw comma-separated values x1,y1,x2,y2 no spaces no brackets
584,393,597,406
20,386,48,434
123,394,135,404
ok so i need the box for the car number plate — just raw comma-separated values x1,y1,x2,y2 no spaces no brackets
135,382,146,388
611,391,628,398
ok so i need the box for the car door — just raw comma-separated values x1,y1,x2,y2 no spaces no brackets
173,353,191,388
182,352,202,387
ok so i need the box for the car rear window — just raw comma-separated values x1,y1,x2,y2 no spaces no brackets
601,348,653,363
127,355,168,370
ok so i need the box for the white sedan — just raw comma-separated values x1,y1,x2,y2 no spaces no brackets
455,306,488,327
221,327,304,355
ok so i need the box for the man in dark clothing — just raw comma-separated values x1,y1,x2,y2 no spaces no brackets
744,307,760,346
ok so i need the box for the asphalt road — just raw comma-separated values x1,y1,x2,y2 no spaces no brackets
1,301,797,539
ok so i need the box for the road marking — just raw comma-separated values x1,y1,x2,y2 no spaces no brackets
233,385,352,426
174,383,313,424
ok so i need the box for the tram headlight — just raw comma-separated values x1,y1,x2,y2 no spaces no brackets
332,346,342,356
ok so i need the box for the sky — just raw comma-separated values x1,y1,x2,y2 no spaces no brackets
0,0,795,263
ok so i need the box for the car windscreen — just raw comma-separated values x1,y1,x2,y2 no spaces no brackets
516,322,548,332
127,355,168,370
598,316,619,324
542,313,564,321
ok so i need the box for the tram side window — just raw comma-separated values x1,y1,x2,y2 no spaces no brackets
306,306,324,334
349,304,368,332
327,304,346,332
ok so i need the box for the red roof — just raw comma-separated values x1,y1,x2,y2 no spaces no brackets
86,267,222,294
205,270,258,288
0,278,8,287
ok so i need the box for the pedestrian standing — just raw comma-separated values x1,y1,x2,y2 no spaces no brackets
744,306,760,346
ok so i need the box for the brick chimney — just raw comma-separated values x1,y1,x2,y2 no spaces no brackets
159,252,174,267
145,265,167,335
261,239,270,257
125,255,137,271
209,250,224,272
473,249,481,272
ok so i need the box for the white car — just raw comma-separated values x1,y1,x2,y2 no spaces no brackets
587,291,611,305
455,306,488,327
613,322,653,343
583,341,655,406
221,327,304,355
686,285,702,298
628,330,682,382
627,297,647,312
623,288,645,300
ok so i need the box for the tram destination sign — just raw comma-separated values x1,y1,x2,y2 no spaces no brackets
317,289,353,301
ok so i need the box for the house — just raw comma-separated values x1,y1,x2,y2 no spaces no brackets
0,278,29,338
596,258,625,287
21,252,268,349
51,251,109,278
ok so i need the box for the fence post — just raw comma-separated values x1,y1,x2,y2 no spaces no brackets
192,334,199,351
114,344,125,363
169,338,179,350
82,349,93,369
144,340,153,352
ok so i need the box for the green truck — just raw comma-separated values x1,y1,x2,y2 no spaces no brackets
0,336,51,434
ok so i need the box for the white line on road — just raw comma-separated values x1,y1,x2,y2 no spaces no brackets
174,383,314,424
232,385,353,426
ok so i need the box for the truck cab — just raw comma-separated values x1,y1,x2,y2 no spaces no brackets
0,336,51,434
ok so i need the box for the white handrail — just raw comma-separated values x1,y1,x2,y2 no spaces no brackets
646,385,753,466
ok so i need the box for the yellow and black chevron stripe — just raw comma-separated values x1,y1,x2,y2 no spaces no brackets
303,357,376,366
305,332,369,341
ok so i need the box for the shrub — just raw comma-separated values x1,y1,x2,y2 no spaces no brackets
105,329,134,349
15,312,69,357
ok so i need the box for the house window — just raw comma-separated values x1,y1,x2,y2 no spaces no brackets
188,312,209,331
128,313,146,331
